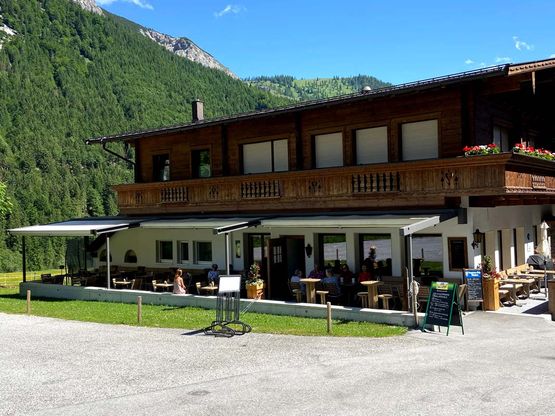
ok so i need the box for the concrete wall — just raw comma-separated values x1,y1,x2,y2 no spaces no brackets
19,282,417,327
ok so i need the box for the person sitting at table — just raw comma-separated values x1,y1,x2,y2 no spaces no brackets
173,269,187,294
290,268,305,294
357,264,372,284
340,263,355,284
207,264,220,285
322,267,341,292
308,264,324,279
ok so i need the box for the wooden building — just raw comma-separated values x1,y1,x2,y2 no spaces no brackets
11,59,555,301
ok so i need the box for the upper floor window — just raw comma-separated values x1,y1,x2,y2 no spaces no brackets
243,139,288,174
153,154,170,182
401,119,438,161
314,132,343,168
493,125,510,152
355,126,388,164
124,250,137,263
192,149,211,178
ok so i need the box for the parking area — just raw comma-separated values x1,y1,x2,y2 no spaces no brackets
1,311,555,415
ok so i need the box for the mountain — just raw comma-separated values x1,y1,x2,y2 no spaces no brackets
0,0,290,271
246,75,391,101
69,0,237,79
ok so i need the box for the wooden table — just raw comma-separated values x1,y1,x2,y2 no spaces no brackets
114,280,132,289
200,285,219,295
499,280,524,305
154,282,173,292
300,278,321,303
504,277,534,297
360,280,383,309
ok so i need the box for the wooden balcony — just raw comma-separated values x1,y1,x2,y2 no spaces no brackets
114,153,555,215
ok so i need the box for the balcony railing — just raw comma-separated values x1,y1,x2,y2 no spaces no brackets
114,153,555,214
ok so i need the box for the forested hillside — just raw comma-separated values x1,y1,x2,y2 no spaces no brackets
246,75,391,101
0,0,290,271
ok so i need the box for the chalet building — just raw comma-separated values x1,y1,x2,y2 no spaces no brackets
11,59,555,301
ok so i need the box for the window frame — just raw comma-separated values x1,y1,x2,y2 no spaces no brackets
447,237,468,271
156,240,174,264
152,152,171,182
177,240,191,265
354,126,389,165
191,148,212,179
194,241,213,264
241,138,289,174
400,118,439,161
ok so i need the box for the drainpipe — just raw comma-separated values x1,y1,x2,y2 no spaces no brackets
106,236,111,289
22,237,26,283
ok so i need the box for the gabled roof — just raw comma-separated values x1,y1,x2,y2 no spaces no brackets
84,58,555,145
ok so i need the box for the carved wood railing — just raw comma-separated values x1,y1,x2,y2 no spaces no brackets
114,154,555,214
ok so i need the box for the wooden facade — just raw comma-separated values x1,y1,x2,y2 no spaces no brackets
88,60,555,216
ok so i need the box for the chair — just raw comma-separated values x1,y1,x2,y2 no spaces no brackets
195,282,202,295
289,281,303,303
357,292,368,308
40,273,52,284
70,275,82,286
321,282,342,304
130,278,142,290
457,284,467,311
416,286,430,311
152,280,158,292
316,290,329,304
377,284,394,310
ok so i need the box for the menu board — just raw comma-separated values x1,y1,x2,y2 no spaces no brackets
424,281,456,328
463,269,483,302
218,275,241,293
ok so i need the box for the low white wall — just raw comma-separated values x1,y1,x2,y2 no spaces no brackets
19,282,417,327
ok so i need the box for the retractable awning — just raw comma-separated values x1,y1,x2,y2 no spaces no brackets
260,215,441,236
139,217,263,233
8,218,144,237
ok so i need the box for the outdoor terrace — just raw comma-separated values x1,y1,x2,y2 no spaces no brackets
114,153,555,215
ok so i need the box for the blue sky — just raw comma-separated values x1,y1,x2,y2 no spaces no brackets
95,0,555,84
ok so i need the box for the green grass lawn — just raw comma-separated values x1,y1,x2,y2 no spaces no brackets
0,283,406,337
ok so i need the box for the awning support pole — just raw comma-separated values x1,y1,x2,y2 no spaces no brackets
22,236,27,283
406,234,414,313
225,233,231,275
107,236,111,289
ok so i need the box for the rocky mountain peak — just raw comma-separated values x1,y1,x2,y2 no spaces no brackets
70,0,103,15
139,28,238,79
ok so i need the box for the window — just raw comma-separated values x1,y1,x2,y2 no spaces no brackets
493,125,510,152
447,237,467,271
192,149,211,178
314,132,343,168
194,241,212,263
318,234,346,266
414,235,444,274
243,139,288,174
124,250,137,263
156,240,173,263
356,127,388,164
99,249,112,262
359,234,392,263
401,119,438,161
153,154,170,182
178,241,190,264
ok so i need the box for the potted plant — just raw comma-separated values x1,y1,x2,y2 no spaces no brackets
245,262,265,299
481,255,501,311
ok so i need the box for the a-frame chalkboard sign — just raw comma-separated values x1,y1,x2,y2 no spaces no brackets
422,281,464,336
463,268,483,307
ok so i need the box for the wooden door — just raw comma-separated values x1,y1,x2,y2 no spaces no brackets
268,237,288,300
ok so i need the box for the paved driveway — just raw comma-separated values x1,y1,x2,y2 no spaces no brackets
1,312,555,415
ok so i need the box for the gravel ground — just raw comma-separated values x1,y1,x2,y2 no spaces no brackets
1,311,555,416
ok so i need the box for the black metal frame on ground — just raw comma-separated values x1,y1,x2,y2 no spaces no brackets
203,285,252,337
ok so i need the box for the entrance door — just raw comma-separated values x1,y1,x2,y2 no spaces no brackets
268,238,288,300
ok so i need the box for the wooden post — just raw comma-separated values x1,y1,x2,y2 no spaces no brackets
326,301,332,334
26,289,31,315
137,296,142,324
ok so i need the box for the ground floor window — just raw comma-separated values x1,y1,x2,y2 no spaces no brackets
318,234,346,268
447,237,466,272
357,234,392,276
178,241,190,264
124,250,137,263
194,241,212,264
156,240,173,263
413,234,444,275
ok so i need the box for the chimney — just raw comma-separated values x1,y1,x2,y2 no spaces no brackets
192,99,204,122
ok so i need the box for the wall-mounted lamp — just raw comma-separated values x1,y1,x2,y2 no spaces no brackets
471,229,483,250
305,243,313,258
